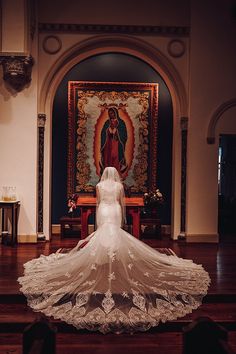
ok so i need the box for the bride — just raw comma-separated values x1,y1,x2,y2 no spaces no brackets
18,167,210,334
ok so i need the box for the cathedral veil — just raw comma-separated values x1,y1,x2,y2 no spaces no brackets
18,166,210,334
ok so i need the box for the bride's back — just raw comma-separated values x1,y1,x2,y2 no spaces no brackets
97,180,121,204
96,181,123,227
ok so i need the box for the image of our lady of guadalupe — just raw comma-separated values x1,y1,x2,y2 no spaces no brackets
100,107,128,177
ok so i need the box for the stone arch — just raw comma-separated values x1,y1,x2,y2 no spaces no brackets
39,34,187,239
207,98,236,144
39,34,187,116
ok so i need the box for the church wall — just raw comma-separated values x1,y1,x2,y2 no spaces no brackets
0,59,38,241
38,0,190,26
37,0,190,100
1,0,26,52
0,0,38,241
217,107,236,135
1,0,235,241
186,0,236,241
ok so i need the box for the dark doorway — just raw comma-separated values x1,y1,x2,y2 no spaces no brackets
218,134,236,241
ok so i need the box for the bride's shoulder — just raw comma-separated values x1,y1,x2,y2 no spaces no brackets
97,180,122,188
96,182,103,192
116,182,124,191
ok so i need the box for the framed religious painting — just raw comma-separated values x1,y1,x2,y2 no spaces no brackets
67,81,158,195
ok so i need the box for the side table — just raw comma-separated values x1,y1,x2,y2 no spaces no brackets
0,200,20,246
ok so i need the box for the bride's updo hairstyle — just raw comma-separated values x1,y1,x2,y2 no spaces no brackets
100,167,122,183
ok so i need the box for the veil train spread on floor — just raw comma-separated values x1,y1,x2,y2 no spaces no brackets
18,167,210,334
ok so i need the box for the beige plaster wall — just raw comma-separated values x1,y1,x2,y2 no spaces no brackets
0,73,38,239
216,107,236,135
186,0,236,241
1,0,26,52
38,0,190,26
0,1,38,240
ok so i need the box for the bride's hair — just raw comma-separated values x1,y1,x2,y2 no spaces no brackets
100,167,122,183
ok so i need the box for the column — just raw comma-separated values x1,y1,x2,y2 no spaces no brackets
179,117,188,238
37,114,46,241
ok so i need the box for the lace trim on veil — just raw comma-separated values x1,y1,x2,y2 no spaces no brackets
18,250,210,334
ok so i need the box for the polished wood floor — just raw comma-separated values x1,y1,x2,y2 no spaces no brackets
0,234,236,354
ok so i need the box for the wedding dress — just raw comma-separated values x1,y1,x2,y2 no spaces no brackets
18,167,210,334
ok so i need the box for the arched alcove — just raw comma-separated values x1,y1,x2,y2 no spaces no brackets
52,52,173,225
207,99,236,144
39,35,186,239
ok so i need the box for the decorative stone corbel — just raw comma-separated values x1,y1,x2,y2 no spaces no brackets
0,55,34,91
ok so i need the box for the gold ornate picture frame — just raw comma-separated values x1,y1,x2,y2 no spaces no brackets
67,81,158,195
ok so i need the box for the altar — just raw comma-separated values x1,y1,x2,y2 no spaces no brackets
77,196,144,239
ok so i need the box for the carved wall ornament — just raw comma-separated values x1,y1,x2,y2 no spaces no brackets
42,35,62,54
167,39,186,58
38,23,190,37
38,113,46,128
0,55,34,91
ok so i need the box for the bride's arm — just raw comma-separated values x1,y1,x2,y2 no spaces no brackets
119,184,126,226
96,185,100,205
95,185,100,229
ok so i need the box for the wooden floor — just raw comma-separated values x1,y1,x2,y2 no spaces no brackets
0,234,236,354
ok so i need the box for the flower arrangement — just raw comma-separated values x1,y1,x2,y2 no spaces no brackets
143,189,164,207
67,193,79,213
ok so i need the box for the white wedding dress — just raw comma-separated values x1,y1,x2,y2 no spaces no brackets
18,167,210,334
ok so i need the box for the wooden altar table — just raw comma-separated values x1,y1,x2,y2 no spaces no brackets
77,196,144,239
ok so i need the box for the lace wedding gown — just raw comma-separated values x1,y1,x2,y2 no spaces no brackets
18,168,210,334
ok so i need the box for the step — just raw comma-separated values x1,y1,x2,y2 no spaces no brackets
0,332,183,354
0,302,236,333
0,332,236,354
